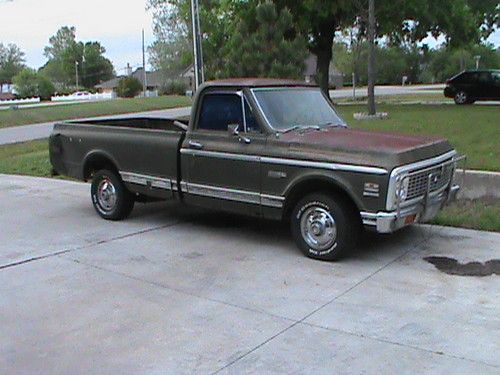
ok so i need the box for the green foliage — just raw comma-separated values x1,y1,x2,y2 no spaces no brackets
223,2,307,79
12,69,55,99
160,79,188,95
0,43,25,84
41,26,115,89
116,76,143,98
12,69,38,97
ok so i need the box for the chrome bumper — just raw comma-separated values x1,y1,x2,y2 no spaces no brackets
361,184,460,233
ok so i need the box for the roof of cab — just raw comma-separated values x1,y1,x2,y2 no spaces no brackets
200,78,317,88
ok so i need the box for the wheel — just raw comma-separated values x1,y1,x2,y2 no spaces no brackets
454,91,469,105
290,192,360,261
91,169,134,220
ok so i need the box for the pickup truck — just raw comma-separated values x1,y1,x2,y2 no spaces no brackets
49,79,464,261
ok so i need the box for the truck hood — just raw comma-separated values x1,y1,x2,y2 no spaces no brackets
280,127,454,171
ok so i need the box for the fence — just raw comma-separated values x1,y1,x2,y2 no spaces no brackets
0,97,41,106
51,92,115,102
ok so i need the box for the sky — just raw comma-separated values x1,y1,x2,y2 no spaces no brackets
0,0,499,74
0,0,155,74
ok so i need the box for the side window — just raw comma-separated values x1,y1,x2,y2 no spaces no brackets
244,100,260,133
477,72,491,84
197,94,243,131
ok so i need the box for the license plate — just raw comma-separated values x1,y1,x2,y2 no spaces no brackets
404,214,417,225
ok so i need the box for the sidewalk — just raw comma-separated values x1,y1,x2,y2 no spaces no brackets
0,106,191,145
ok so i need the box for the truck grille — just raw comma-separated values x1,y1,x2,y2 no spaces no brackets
406,161,454,200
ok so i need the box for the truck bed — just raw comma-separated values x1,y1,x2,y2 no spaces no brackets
50,117,188,200
72,116,190,132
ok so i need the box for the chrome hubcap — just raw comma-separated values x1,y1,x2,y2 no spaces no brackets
300,206,337,251
456,92,466,103
97,178,117,211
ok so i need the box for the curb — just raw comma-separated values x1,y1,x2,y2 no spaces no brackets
454,169,500,200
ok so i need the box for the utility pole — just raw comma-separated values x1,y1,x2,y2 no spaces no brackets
142,29,148,97
367,0,376,115
190,0,204,91
75,61,79,91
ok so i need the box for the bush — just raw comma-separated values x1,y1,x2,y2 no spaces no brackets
160,79,188,96
12,69,55,99
116,76,143,98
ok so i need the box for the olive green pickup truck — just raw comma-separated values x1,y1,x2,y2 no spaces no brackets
50,79,465,261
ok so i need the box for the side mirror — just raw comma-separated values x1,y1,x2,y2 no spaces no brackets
227,123,251,144
227,124,240,136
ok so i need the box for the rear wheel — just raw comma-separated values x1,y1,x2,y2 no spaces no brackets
454,91,469,105
91,169,134,220
290,192,360,261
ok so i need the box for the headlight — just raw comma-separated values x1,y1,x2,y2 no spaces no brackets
395,175,409,201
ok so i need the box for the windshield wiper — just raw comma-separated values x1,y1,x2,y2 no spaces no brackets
280,125,301,134
318,122,346,128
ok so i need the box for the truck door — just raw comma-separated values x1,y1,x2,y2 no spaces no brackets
180,91,266,216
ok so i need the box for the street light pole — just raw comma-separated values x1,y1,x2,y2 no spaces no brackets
75,61,79,91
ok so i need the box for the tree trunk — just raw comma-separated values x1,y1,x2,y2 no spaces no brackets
316,47,332,99
367,0,376,115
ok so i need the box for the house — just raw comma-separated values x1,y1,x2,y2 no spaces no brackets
95,65,195,96
304,55,344,89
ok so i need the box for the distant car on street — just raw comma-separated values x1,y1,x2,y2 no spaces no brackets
444,69,500,104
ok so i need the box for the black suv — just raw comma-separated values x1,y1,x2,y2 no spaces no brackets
444,70,500,104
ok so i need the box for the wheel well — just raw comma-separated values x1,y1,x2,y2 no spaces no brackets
83,154,118,181
283,179,361,222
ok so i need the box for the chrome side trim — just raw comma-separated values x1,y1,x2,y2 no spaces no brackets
180,149,387,175
183,182,284,208
180,148,261,162
261,156,387,175
120,171,172,191
261,194,285,208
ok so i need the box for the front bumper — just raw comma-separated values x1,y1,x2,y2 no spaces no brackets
361,184,460,233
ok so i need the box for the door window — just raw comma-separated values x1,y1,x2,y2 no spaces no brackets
197,94,243,131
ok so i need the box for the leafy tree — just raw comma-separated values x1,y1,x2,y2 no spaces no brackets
41,27,115,89
12,69,38,97
116,76,143,98
12,69,55,99
223,2,307,79
0,43,26,88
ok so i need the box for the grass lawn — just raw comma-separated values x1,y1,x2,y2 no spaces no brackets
335,92,452,104
432,198,500,232
0,139,52,177
336,104,499,171
0,96,192,129
0,137,498,232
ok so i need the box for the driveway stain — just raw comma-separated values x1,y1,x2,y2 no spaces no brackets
424,256,500,276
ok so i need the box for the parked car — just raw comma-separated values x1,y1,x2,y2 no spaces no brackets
50,79,464,261
444,69,500,104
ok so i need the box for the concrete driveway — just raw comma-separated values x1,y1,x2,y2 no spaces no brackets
1,175,499,374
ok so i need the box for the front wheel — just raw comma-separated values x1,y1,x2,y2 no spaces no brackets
91,169,134,220
291,192,360,261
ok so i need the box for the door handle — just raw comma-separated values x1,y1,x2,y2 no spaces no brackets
188,140,203,150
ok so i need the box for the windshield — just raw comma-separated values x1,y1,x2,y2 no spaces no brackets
252,88,346,131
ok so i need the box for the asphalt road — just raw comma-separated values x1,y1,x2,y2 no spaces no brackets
1,175,499,374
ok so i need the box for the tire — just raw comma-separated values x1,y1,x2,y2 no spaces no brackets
91,169,134,220
454,91,469,105
290,192,360,261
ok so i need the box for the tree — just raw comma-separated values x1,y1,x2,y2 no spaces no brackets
0,43,26,89
41,27,115,89
274,0,357,97
12,69,55,99
116,76,143,98
223,2,307,79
